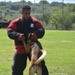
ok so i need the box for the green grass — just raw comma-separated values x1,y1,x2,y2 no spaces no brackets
0,29,75,75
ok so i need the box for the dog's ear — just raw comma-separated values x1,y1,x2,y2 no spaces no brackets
28,33,32,40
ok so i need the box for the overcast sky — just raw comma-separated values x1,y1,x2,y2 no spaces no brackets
0,0,75,4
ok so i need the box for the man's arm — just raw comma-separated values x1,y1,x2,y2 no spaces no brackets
7,20,24,41
31,19,45,40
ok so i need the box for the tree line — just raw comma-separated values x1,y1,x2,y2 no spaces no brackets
0,0,75,30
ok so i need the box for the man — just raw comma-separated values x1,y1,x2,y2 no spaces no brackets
7,5,49,75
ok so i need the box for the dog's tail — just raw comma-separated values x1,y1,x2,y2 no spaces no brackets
34,50,47,65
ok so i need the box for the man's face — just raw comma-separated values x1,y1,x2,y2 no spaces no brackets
22,9,31,20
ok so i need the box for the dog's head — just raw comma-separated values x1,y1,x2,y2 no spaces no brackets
27,33,37,46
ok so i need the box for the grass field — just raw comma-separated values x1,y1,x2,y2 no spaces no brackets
0,29,75,75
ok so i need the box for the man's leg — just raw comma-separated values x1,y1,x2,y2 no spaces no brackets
41,60,49,75
12,53,27,75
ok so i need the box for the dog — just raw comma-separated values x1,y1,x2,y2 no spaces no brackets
23,33,46,75
29,42,42,75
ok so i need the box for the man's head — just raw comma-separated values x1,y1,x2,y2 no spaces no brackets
21,5,31,20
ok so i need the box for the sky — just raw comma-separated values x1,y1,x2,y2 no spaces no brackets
0,0,75,4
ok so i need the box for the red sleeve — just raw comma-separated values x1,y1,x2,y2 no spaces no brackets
31,17,45,39
7,19,24,41
7,20,17,31
32,17,44,29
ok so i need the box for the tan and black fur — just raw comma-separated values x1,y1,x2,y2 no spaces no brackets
23,34,46,75
29,43,42,75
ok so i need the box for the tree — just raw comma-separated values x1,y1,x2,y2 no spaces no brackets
49,10,73,30
43,12,50,26
68,4,75,12
39,0,49,4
